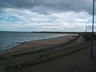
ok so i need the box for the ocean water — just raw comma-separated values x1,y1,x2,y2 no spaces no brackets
0,32,75,51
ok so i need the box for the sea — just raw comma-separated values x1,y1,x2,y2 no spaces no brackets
0,31,76,51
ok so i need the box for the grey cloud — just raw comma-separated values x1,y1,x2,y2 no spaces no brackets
0,0,92,14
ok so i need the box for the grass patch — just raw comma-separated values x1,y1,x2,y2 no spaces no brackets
12,46,88,69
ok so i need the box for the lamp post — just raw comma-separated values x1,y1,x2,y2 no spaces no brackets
91,0,95,58
85,24,87,32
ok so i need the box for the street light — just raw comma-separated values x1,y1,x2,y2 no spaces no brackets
90,0,95,58
85,24,87,32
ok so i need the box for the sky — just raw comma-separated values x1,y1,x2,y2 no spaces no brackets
0,0,95,32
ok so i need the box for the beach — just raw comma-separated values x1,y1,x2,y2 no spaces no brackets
0,35,96,72
0,32,67,51
0,35,76,54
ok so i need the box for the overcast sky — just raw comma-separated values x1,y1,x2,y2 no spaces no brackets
0,0,95,32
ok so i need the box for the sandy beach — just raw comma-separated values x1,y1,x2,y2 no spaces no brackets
0,35,76,55
0,35,96,72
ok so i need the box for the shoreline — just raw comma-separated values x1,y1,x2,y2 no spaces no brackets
0,35,65,51
0,35,77,55
0,33,77,52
